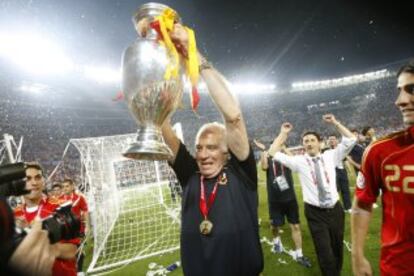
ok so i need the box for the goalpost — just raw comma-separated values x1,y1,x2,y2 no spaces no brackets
51,133,182,274
0,133,23,165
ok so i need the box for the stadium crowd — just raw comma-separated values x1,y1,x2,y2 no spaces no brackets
0,73,402,176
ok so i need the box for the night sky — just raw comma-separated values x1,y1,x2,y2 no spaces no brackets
0,0,413,89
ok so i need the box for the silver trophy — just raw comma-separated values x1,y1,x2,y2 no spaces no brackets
122,3,183,160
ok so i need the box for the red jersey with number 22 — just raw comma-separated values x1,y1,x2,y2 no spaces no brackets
356,126,414,275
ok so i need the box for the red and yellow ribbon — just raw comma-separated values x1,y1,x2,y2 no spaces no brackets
150,8,200,110
184,27,200,110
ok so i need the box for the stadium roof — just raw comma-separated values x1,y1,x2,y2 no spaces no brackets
0,0,413,92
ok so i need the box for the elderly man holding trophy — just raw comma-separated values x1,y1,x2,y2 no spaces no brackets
122,3,264,275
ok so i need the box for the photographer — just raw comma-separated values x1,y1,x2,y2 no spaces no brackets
13,162,79,276
1,196,56,276
5,215,56,276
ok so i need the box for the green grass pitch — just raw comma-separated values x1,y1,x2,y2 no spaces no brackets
84,166,382,275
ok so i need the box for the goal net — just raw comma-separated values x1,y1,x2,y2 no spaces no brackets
51,133,182,274
0,133,23,165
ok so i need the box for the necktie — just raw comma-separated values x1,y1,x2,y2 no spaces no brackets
312,157,331,207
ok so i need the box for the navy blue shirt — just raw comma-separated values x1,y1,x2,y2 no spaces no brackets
265,157,296,203
172,143,263,276
348,143,365,173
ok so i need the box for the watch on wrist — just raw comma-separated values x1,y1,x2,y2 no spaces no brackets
199,56,213,72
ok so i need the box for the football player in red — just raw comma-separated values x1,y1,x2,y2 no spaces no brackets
50,183,63,200
352,61,414,276
61,178,89,273
14,163,78,276
61,179,89,236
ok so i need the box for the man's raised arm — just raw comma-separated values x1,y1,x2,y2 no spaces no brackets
161,119,181,164
199,54,249,160
268,123,292,157
169,24,248,160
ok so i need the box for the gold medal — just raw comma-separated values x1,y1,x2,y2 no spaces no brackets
199,219,213,235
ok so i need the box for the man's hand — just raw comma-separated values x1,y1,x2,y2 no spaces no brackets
253,139,266,151
352,256,372,276
169,23,190,58
322,114,338,125
15,216,29,229
280,122,293,134
268,123,292,156
134,18,150,37
9,220,56,276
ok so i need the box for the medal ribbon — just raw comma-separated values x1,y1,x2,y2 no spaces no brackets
272,160,285,177
199,174,221,220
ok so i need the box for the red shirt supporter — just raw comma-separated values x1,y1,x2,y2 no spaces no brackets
356,126,414,275
14,196,78,276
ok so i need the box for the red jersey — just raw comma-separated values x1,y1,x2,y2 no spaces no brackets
61,192,88,234
13,196,59,224
13,196,78,276
356,126,414,275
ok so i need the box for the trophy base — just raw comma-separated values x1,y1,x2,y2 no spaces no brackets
123,127,173,160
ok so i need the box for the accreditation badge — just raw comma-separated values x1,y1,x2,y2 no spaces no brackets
273,176,289,191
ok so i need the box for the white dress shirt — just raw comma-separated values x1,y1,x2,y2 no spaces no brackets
274,136,356,208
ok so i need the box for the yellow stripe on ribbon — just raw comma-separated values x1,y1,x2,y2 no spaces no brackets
154,8,179,80
184,26,200,110
154,8,200,109
184,27,199,88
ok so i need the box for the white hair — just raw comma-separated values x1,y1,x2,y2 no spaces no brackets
195,122,228,152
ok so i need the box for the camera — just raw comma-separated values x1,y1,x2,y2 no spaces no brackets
0,163,26,183
41,203,81,243
0,163,27,197
0,162,81,275
0,162,80,243
13,204,81,250
14,202,80,244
